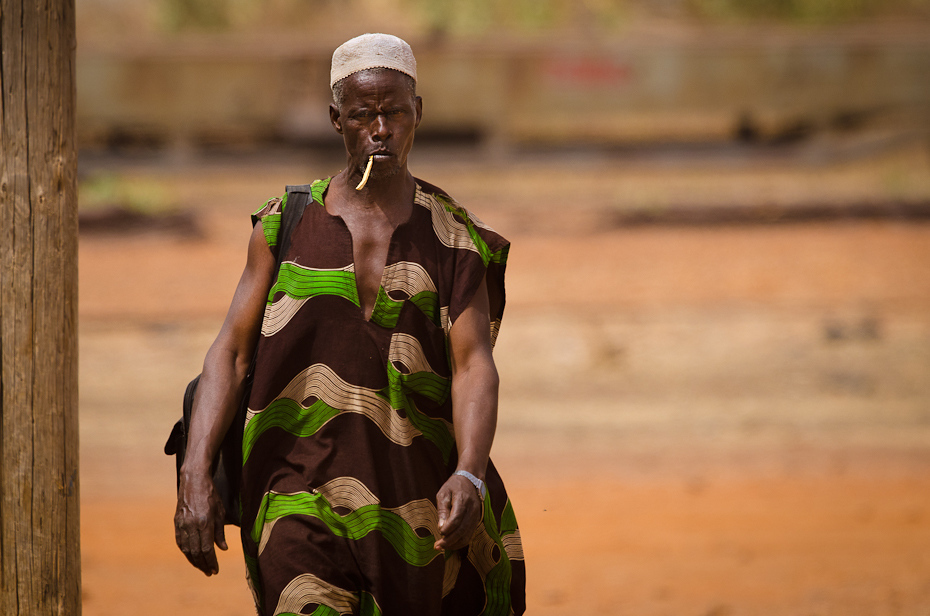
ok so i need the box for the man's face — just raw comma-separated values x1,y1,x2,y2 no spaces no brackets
330,69,422,181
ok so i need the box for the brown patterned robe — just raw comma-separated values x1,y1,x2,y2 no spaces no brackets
241,177,525,616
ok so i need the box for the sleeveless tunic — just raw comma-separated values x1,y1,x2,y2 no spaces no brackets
242,177,525,616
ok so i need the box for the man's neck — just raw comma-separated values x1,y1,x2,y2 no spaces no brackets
329,168,415,224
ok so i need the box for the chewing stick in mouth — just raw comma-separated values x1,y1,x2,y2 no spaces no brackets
356,155,374,190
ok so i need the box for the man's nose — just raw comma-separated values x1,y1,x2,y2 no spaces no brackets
371,114,391,140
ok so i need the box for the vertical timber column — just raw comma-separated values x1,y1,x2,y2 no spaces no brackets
0,1,81,615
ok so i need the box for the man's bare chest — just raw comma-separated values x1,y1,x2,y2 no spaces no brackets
340,213,399,320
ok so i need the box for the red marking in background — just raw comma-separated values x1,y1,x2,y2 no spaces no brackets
543,57,633,87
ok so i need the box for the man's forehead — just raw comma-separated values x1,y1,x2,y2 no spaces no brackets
346,68,409,87
340,69,415,101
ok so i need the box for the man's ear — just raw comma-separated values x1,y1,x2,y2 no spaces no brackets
414,96,423,129
330,103,343,134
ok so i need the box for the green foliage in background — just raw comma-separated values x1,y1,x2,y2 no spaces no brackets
79,174,176,214
160,0,226,30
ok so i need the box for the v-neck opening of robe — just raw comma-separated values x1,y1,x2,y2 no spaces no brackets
316,176,418,324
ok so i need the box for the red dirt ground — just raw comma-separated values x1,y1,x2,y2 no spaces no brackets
78,155,930,615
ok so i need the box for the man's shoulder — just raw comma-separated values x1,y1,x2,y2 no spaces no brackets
254,178,331,217
414,178,452,202
413,177,509,260
413,177,471,221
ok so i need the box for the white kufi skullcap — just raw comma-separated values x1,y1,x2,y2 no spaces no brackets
330,33,417,90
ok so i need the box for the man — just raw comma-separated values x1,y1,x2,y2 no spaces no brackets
174,33,525,615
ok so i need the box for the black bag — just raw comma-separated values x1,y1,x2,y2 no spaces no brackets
164,184,313,526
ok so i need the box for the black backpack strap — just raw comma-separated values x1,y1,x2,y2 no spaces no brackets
245,183,311,376
242,184,311,384
276,184,313,267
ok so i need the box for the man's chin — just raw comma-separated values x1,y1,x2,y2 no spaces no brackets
369,161,402,181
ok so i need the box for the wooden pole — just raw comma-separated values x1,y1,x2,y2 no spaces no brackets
0,1,81,614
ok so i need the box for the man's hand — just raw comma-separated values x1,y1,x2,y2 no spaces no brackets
174,469,228,576
434,473,483,551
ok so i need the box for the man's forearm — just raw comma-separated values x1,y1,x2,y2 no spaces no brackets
450,359,499,481
181,345,251,475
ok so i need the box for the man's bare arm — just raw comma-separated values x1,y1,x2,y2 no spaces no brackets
174,222,275,575
434,276,499,551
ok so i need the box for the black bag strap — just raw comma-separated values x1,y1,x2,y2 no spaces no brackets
277,184,313,268
243,183,311,378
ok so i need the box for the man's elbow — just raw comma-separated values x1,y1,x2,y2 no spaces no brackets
475,359,500,394
202,340,253,381
233,351,253,379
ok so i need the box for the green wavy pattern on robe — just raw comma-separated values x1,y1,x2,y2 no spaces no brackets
500,499,519,536
383,364,453,462
310,178,329,206
252,491,441,568
434,194,508,267
269,264,360,306
370,287,440,329
477,498,515,616
384,361,450,406
243,393,453,465
266,263,440,331
243,398,339,464
253,192,288,247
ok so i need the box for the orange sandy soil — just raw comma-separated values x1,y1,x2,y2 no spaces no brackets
81,473,930,615
78,151,930,615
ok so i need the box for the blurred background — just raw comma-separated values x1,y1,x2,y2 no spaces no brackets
75,1,930,614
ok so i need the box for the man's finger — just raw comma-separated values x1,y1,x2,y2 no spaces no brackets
214,508,228,552
435,486,457,550
192,544,217,576
435,491,469,550
440,487,484,550
182,520,214,575
184,526,207,572
442,491,465,533
436,487,452,529
442,498,479,549
174,518,186,550
199,523,219,575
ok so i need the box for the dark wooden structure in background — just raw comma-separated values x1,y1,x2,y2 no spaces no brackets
76,31,930,151
1,1,81,613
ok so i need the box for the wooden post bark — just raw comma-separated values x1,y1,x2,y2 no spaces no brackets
0,1,81,614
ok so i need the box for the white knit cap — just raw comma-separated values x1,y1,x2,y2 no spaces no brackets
330,33,417,90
